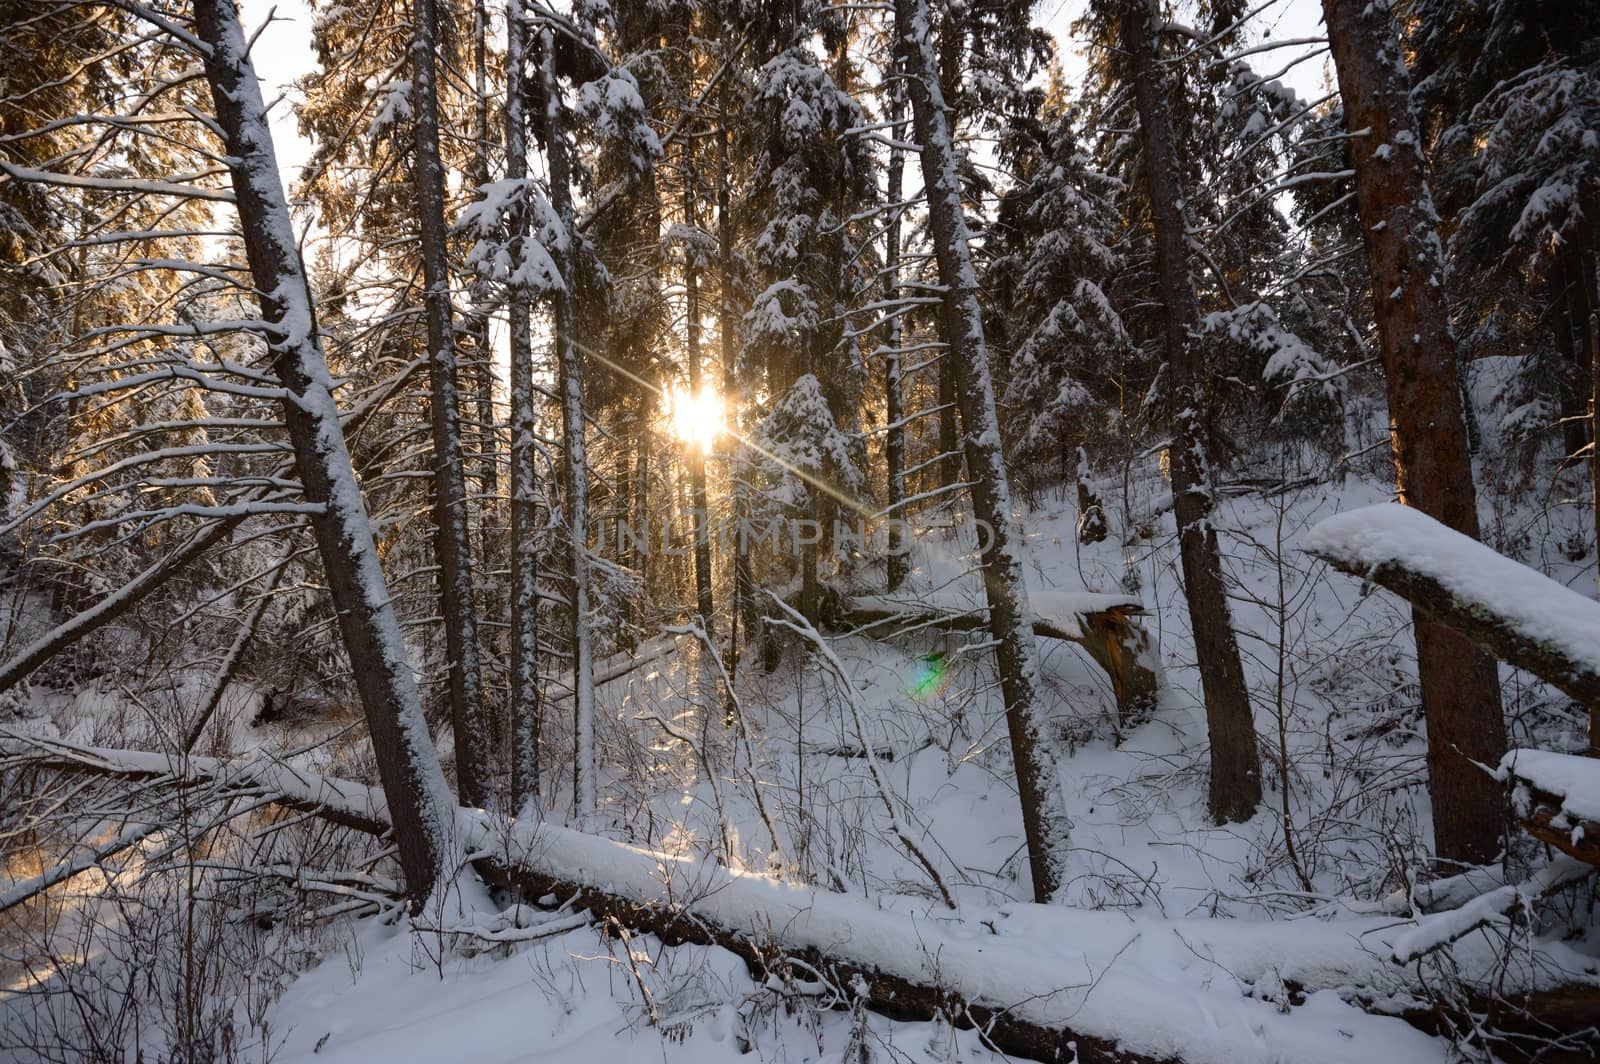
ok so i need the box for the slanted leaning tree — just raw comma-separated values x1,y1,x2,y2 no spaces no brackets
894,0,1070,901
194,0,453,900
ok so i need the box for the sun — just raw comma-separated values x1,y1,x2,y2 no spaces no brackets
665,385,725,454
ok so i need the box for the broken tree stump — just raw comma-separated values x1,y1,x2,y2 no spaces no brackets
838,590,1160,728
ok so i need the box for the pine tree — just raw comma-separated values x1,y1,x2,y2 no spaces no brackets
1093,0,1263,824
1322,0,1508,866
411,0,493,809
895,0,1070,901
195,0,455,901
988,87,1133,482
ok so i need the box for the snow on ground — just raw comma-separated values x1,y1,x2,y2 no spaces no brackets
252,466,1596,1061
269,917,1003,1064
264,905,1448,1064
8,460,1599,1061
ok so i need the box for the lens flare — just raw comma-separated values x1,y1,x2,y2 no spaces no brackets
665,385,724,454
905,653,949,701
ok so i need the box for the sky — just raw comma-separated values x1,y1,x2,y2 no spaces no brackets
236,0,1334,194
238,0,315,186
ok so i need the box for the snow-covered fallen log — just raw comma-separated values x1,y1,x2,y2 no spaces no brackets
841,590,1160,725
19,731,1600,1063
1389,857,1595,964
1499,749,1600,865
1304,504,1600,746
0,516,242,694
0,729,391,839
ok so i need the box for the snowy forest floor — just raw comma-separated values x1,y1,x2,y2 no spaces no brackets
4,427,1600,1062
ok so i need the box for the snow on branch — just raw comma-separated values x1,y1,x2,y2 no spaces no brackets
1303,504,1600,709
1,729,1470,1064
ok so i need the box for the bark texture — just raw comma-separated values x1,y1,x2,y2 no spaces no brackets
412,0,491,809
505,0,541,815
1322,0,1507,864
882,70,910,594
540,26,597,823
194,0,452,901
895,0,1069,901
684,139,714,635
1119,0,1261,823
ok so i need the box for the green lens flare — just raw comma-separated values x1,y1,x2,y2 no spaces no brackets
905,654,948,700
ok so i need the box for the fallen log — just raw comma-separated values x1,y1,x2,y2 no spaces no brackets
0,515,244,695
1304,505,1600,751
0,732,391,840
2,731,1472,1064
0,820,164,914
840,590,1160,728
1499,749,1600,866
1389,856,1595,964
1,731,1175,1061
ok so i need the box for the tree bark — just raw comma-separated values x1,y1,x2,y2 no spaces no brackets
895,0,1070,902
1582,250,1600,599
1551,257,1590,463
540,26,597,824
933,7,963,493
465,0,499,500
882,69,910,594
505,0,541,816
718,84,754,678
684,138,714,636
1118,0,1261,824
193,0,453,902
412,0,492,810
1322,0,1507,865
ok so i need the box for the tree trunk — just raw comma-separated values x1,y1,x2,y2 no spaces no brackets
933,7,963,493
718,86,754,678
1119,0,1261,824
684,139,714,636
895,0,1069,902
412,0,492,810
193,0,452,902
1322,0,1507,864
1583,250,1600,600
466,0,499,500
1551,257,1589,463
540,26,597,825
505,0,541,816
883,69,910,594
